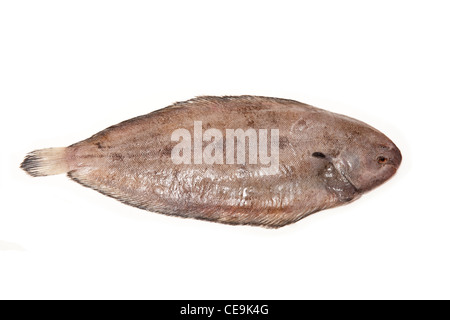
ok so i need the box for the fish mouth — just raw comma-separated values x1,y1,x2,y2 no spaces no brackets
330,158,361,194
341,171,360,193
320,157,362,202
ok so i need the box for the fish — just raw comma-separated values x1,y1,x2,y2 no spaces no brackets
21,96,402,228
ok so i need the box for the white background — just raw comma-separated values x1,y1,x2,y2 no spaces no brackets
1,1,449,300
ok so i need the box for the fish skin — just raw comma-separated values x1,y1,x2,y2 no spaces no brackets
22,96,402,228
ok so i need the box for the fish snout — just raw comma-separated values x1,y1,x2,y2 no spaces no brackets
390,144,402,170
377,143,402,172
360,143,402,192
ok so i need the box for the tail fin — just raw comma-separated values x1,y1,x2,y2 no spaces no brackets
20,147,69,177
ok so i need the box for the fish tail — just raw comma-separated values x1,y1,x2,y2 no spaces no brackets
20,147,69,177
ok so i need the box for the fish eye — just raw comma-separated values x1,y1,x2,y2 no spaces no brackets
377,156,388,164
312,152,326,158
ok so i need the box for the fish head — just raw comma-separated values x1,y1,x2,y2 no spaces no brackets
334,121,402,193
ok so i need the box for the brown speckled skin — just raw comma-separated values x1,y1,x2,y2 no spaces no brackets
64,96,401,228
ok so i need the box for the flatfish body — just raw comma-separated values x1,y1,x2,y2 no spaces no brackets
21,96,401,228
